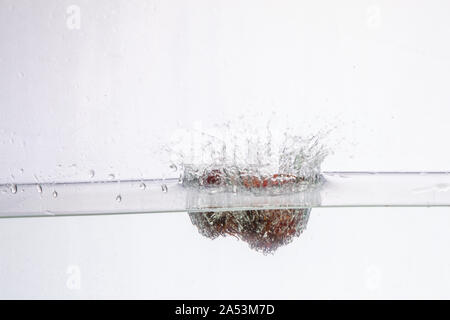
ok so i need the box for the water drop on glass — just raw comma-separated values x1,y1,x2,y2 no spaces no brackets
89,170,95,178
37,184,42,193
10,184,17,194
108,173,115,180
116,194,122,202
52,190,58,198
169,164,177,172
161,184,168,193
139,182,146,190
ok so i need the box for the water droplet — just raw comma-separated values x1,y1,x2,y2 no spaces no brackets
10,184,17,194
89,169,95,178
232,185,237,193
169,164,177,172
108,173,115,180
37,184,42,193
19,168,24,174
139,182,146,190
161,184,168,193
52,190,58,198
178,174,183,184
116,194,122,202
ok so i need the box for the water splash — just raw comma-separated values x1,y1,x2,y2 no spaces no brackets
166,116,330,194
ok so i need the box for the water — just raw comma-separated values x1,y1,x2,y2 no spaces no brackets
9,184,17,194
1,172,449,219
189,208,311,254
167,117,329,195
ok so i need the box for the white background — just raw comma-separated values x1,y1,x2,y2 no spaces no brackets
1,0,450,298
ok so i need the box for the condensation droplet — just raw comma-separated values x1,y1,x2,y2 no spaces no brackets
161,184,168,193
139,182,146,190
116,194,122,202
10,184,17,194
52,190,58,198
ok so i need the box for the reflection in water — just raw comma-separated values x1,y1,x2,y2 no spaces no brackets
189,208,310,254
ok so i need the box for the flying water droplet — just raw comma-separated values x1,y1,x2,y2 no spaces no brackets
116,194,122,202
161,184,168,193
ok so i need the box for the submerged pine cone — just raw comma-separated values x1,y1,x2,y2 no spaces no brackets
189,208,310,254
